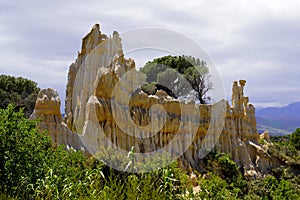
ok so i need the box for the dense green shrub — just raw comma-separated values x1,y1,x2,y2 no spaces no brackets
0,105,51,196
291,128,300,150
0,105,95,199
199,152,248,198
268,135,300,166
196,173,240,199
245,175,300,200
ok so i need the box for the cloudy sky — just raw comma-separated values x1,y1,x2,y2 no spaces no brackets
0,0,299,109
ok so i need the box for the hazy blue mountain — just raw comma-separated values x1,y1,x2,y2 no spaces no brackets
256,102,300,136
256,102,300,120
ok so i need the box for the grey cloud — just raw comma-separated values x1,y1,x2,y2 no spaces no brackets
0,0,299,109
203,14,300,107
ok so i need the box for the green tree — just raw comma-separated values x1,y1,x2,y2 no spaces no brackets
140,55,212,104
184,64,213,104
0,75,40,117
157,68,190,98
290,128,300,150
0,105,51,196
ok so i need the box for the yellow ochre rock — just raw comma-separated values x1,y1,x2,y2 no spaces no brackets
31,24,278,176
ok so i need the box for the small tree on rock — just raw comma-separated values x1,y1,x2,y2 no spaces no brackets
140,55,212,104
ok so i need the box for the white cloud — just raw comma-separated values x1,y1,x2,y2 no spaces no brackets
0,0,299,109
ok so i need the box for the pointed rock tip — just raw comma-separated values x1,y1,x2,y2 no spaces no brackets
113,30,119,36
239,80,246,86
92,23,100,31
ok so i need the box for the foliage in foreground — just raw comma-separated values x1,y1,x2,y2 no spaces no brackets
0,106,300,199
0,105,190,199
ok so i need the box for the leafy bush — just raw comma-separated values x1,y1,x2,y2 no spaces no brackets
291,128,300,150
268,135,300,165
202,152,242,183
245,175,300,200
213,153,248,196
196,173,240,199
0,105,96,199
0,105,51,196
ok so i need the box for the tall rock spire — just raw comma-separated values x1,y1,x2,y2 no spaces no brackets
31,24,276,176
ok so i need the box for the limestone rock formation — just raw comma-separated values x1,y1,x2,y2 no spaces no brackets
260,131,271,144
31,24,278,176
30,88,86,153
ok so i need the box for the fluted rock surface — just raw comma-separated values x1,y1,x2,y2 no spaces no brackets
30,88,86,153
31,24,277,176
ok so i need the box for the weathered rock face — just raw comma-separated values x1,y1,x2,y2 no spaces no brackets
31,24,277,176
30,88,87,153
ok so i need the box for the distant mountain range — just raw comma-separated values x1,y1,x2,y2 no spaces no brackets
256,102,300,136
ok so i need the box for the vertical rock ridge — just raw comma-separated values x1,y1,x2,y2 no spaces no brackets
31,24,276,176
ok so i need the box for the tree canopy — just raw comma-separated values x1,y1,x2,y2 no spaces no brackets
140,55,212,104
291,128,300,150
0,75,40,117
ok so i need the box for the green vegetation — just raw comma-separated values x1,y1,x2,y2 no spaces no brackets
140,55,212,104
0,75,40,117
269,134,300,165
290,128,300,150
245,174,300,200
0,106,299,199
0,105,191,199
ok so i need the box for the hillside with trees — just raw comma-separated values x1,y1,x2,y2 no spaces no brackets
0,75,39,118
256,102,300,136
